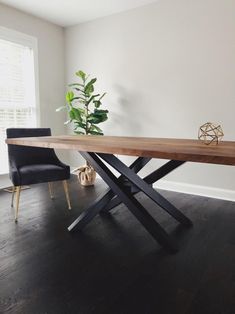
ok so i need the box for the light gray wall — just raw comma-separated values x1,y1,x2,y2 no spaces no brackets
0,3,68,169
1,0,234,196
65,0,235,196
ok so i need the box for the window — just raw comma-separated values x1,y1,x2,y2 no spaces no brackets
0,27,39,175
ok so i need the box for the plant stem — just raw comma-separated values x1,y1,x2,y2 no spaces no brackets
85,96,89,135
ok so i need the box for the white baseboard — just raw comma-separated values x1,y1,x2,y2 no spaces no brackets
154,180,235,202
85,168,235,202
90,171,235,202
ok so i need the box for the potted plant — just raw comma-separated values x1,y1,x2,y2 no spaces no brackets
57,70,108,186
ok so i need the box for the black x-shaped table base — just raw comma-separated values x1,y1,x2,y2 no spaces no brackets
68,152,193,253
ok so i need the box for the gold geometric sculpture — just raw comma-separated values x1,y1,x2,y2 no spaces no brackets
198,122,224,145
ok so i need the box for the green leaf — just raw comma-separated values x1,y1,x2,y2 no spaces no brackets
84,84,94,96
74,130,85,135
75,107,85,115
94,109,109,114
87,111,108,124
64,120,72,125
89,124,103,133
74,121,86,129
84,78,96,96
69,110,76,120
70,108,83,122
88,130,104,135
66,91,74,103
93,100,101,108
75,70,86,81
87,78,97,85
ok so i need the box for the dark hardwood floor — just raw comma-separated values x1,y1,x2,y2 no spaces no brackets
1,176,235,314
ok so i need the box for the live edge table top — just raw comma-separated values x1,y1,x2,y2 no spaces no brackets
5,135,235,166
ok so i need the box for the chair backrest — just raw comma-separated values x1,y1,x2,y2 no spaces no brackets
6,128,58,168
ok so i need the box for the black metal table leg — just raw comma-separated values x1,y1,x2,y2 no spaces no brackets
98,153,192,227
68,156,151,231
104,160,185,212
101,156,151,213
126,156,152,173
68,189,114,231
79,152,178,253
144,160,185,184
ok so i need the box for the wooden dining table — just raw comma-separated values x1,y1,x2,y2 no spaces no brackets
6,135,235,253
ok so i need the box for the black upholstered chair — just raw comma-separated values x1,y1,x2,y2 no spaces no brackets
6,128,71,221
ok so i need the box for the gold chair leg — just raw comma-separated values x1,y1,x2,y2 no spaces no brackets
62,180,71,210
15,186,21,222
11,186,15,207
48,182,54,199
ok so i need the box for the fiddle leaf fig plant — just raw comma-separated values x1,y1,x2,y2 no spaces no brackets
57,70,108,135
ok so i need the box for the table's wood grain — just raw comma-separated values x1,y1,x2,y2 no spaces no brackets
5,135,235,166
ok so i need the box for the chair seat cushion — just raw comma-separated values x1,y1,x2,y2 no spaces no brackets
18,164,70,185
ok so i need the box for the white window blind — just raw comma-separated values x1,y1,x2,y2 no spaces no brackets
0,37,37,175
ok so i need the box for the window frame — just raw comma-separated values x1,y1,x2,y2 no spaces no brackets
0,26,40,126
